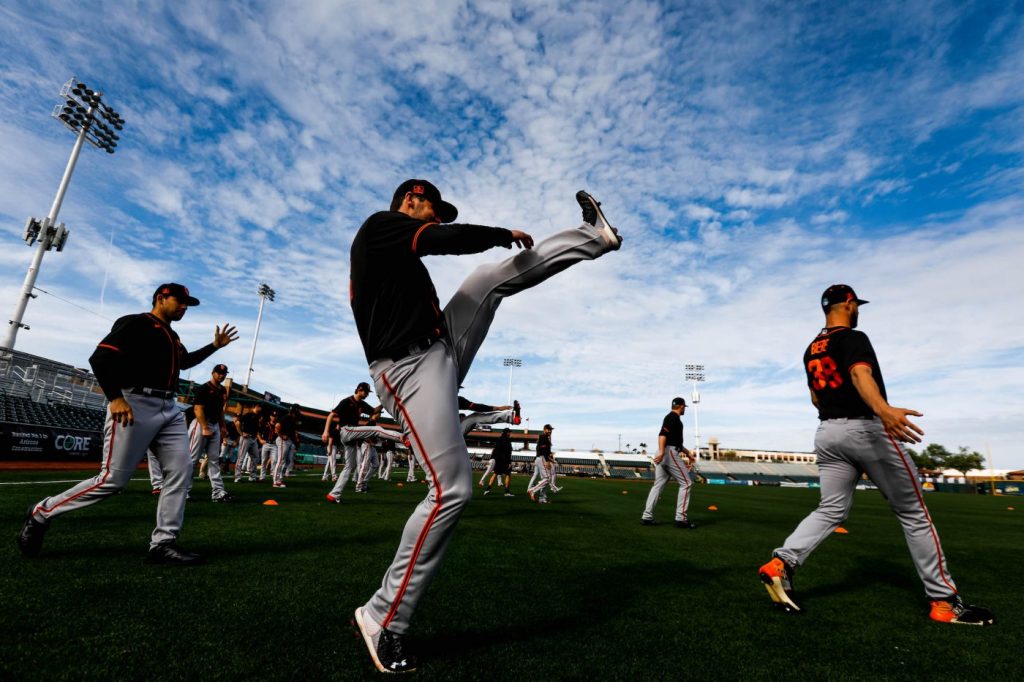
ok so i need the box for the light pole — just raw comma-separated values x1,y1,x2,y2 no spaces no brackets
3,78,124,350
244,283,276,391
685,364,706,459
503,357,522,406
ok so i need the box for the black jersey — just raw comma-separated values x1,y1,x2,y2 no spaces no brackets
192,381,227,424
492,438,512,473
278,414,299,441
332,396,375,431
803,326,886,420
239,411,261,436
89,313,217,400
536,433,552,461
659,412,684,449
350,211,515,363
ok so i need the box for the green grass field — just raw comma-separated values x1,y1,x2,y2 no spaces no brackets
2,469,1020,680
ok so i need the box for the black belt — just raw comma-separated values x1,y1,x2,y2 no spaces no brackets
824,415,875,421
382,336,438,362
129,387,176,399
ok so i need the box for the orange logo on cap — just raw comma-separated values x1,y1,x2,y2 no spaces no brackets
412,185,425,194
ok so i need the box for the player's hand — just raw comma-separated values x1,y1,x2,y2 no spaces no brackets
220,427,229,440
653,453,663,465
321,432,329,444
109,397,134,427
202,426,214,437
880,405,924,443
213,324,239,348
509,230,534,250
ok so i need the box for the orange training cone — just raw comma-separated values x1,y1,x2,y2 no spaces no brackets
263,499,279,506
708,505,718,511
834,526,849,534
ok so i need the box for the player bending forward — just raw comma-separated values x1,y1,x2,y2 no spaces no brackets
351,180,621,673
759,285,994,626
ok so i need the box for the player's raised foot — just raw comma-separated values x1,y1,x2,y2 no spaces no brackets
513,400,522,425
145,541,205,566
929,595,995,626
576,190,622,250
326,494,340,504
16,504,49,558
674,520,697,529
758,557,802,613
355,607,417,674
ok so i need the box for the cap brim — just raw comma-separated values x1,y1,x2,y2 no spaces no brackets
855,298,869,305
437,200,458,223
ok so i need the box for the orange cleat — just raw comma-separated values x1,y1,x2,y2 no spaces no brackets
758,557,802,613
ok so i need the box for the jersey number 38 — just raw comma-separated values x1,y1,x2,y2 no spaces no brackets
807,356,843,390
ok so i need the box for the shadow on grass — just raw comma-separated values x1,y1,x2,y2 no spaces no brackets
414,557,716,662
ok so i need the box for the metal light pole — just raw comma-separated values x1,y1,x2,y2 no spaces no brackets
243,283,275,391
503,357,522,406
3,78,124,350
685,364,706,459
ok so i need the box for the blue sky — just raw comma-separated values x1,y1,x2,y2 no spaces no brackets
1,1,1022,467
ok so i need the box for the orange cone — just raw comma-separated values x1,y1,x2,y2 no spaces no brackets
1008,506,1015,511
621,490,628,495
834,526,849,534
708,505,718,511
263,499,279,506
396,482,404,488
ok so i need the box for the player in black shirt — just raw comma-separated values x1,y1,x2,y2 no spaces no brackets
483,429,514,497
17,283,237,564
324,382,401,501
641,397,696,528
759,285,994,625
352,180,621,673
188,364,232,501
234,403,263,482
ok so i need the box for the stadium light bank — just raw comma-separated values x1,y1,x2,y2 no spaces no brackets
2,78,124,351
244,283,276,391
685,364,706,458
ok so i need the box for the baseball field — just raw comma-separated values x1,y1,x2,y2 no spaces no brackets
3,469,1020,680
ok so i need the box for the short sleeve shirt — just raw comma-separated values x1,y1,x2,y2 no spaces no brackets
659,412,683,449
192,382,226,423
803,326,886,420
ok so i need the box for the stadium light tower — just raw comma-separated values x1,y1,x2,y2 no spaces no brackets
2,77,124,350
244,283,276,391
685,364,705,459
503,357,522,407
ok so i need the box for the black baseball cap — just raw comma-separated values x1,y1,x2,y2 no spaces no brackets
672,397,687,407
153,283,200,306
356,381,373,394
543,423,554,430
391,179,459,223
821,284,868,311
213,364,228,375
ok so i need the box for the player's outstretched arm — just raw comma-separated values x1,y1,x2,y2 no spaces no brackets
509,230,533,250
850,365,924,443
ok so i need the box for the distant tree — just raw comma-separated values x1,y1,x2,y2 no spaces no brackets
944,446,985,479
908,444,946,470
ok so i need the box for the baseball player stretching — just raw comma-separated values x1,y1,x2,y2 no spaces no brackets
527,424,555,503
378,439,396,480
356,437,380,492
17,283,238,563
322,434,339,481
258,411,279,481
458,396,519,487
272,405,300,487
324,383,398,502
351,179,622,674
234,403,263,482
405,451,420,483
187,364,233,502
759,285,994,626
641,397,696,528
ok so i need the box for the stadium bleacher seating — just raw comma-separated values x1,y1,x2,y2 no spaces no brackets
0,391,105,432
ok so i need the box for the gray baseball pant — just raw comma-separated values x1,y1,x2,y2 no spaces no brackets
379,450,394,479
259,442,276,479
460,409,513,435
30,394,191,549
357,443,380,491
641,446,692,522
527,462,541,490
235,435,259,480
147,449,163,489
329,426,402,497
273,438,295,483
323,442,338,479
774,418,958,598
527,456,551,501
406,454,419,482
360,218,617,634
478,459,496,486
188,421,227,499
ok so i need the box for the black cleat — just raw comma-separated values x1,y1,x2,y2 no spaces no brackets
641,519,656,526
16,504,49,558
576,190,622,250
930,595,996,626
675,520,697,529
355,607,417,674
145,542,206,566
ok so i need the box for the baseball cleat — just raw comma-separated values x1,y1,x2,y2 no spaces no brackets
483,489,491,495
929,595,995,626
674,520,697,529
16,504,49,558
272,482,287,488
213,494,233,503
326,494,340,504
513,400,522,425
759,557,802,613
576,190,622,250
504,492,515,497
151,488,161,495
641,519,656,526
145,542,206,566
528,490,537,502
355,607,417,674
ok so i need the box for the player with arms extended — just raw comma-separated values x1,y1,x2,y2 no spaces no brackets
758,284,994,626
